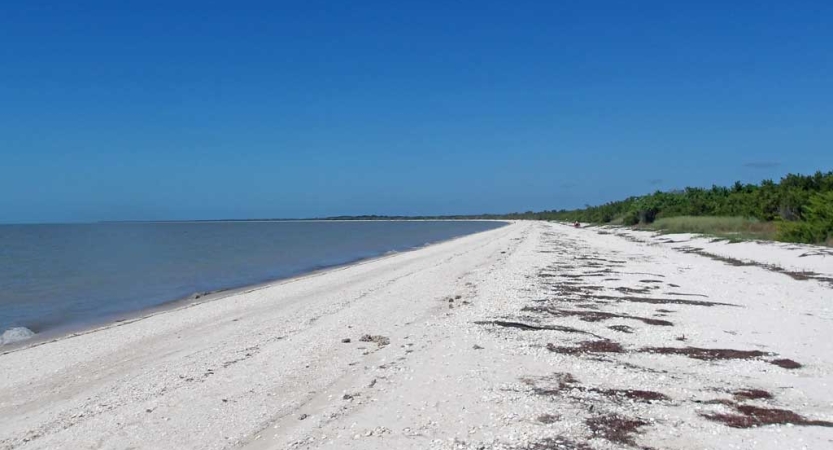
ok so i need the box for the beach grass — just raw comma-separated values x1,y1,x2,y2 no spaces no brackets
645,216,777,241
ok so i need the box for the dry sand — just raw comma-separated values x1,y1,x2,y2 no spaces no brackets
1,222,832,449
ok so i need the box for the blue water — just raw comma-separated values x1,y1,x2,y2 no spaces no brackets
0,221,505,343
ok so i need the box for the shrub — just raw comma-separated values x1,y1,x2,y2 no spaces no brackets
638,208,658,224
776,191,833,244
622,210,640,226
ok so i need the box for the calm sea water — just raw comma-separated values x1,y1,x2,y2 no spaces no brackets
0,221,505,344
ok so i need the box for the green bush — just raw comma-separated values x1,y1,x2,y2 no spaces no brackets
622,210,640,226
776,191,833,244
638,208,658,224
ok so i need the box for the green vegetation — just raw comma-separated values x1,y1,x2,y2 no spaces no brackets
507,171,833,245
774,191,833,244
645,216,777,241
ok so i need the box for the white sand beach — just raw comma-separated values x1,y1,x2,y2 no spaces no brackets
2,222,832,449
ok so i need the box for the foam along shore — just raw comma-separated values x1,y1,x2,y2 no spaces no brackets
2,221,832,450
0,327,35,346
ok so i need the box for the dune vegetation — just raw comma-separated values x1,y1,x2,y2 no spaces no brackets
505,171,833,245
645,216,777,241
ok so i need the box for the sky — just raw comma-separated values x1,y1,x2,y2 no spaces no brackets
1,1,831,223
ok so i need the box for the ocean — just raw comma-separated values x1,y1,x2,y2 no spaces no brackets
0,220,505,345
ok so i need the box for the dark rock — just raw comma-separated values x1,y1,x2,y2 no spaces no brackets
359,334,390,346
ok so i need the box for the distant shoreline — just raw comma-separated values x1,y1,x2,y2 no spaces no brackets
96,218,509,224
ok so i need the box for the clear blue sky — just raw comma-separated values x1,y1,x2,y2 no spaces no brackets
2,1,831,223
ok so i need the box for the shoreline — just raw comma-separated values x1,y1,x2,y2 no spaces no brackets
3,221,831,450
96,219,506,224
1,221,509,354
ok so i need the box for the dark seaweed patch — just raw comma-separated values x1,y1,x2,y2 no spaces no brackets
781,271,813,280
641,346,770,360
700,398,735,406
575,256,614,263
524,373,667,404
544,283,606,297
586,414,648,446
677,247,833,287
733,389,772,401
703,405,833,428
799,249,833,257
521,437,592,450
474,320,600,337
591,295,737,307
587,388,669,402
526,306,673,326
584,269,615,275
678,247,751,266
616,286,651,295
770,358,802,369
572,303,601,310
547,340,624,355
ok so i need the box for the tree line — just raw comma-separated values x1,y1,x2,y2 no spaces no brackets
509,171,833,244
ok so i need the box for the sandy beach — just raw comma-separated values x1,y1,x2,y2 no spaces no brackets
2,221,832,449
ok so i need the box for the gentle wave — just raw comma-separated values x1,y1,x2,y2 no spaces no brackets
0,327,35,346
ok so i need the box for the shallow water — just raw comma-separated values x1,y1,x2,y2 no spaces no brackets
0,221,504,342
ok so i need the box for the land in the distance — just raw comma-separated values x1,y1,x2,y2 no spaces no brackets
103,170,833,247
